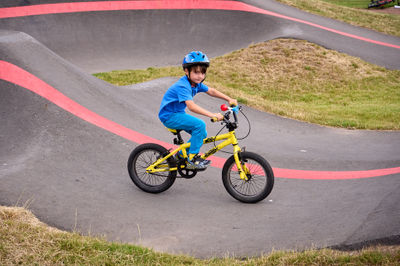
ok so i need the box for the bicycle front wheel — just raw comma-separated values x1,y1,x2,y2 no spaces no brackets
127,143,176,193
222,152,274,203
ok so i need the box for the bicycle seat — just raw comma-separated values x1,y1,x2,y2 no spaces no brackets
166,128,182,135
166,128,184,145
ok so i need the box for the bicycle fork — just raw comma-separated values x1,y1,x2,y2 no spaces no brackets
232,141,249,181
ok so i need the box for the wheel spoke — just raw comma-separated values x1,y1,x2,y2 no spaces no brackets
134,150,168,186
229,158,268,197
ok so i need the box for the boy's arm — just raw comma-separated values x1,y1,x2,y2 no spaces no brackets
206,87,238,106
186,100,224,120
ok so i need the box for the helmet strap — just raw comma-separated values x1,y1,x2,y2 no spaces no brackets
185,67,196,87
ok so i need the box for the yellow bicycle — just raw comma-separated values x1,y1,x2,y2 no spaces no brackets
127,105,274,203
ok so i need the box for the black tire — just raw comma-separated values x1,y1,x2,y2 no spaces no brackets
222,152,274,203
127,143,176,193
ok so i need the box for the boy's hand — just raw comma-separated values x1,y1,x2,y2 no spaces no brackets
212,113,224,121
228,98,238,107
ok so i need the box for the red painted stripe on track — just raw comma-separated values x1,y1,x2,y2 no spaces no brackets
0,60,168,147
0,1,399,49
1,60,399,180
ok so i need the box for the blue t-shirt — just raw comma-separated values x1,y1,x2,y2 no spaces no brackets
159,76,209,123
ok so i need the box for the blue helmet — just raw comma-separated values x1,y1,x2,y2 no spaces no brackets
182,51,210,69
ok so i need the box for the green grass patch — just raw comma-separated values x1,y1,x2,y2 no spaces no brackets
320,0,378,8
276,0,400,37
1,206,400,265
94,66,182,86
94,39,400,130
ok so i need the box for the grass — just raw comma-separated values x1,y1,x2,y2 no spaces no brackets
94,67,182,86
95,39,400,130
319,0,394,8
320,0,373,8
1,206,399,265
275,0,400,37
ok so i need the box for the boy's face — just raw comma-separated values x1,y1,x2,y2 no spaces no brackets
185,65,207,85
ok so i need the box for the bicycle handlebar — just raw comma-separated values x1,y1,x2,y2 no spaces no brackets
210,117,219,123
210,104,240,123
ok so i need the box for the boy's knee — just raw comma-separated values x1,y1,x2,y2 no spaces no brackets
199,120,207,138
194,120,207,135
199,119,206,129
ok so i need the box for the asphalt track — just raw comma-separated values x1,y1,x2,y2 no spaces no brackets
1,0,400,258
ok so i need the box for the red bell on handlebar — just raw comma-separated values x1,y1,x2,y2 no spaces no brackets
220,104,229,111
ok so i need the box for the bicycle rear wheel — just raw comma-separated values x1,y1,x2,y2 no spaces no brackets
222,152,274,203
127,143,176,193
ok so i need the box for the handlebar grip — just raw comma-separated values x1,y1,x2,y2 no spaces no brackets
211,117,218,123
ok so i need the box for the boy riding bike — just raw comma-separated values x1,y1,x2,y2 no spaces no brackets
158,51,237,170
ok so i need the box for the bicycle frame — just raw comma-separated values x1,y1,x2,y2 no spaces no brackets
145,130,249,180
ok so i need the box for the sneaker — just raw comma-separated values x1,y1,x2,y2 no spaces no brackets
192,154,211,165
186,155,211,170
